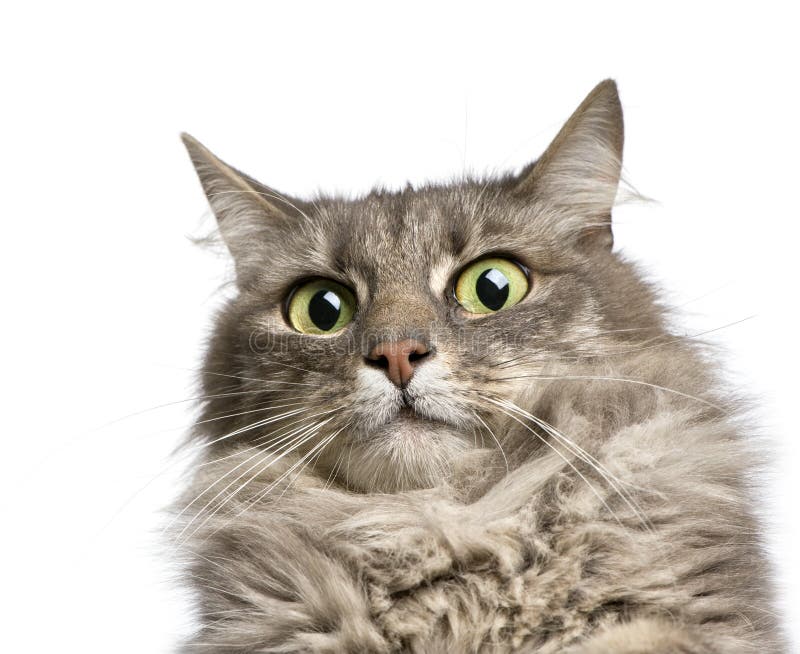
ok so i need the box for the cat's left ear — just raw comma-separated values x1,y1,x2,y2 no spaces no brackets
513,79,623,250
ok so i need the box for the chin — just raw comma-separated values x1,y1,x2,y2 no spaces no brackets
340,413,472,493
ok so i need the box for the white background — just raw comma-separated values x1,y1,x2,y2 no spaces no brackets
1,2,798,652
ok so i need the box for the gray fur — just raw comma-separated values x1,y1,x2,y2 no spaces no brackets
173,80,785,652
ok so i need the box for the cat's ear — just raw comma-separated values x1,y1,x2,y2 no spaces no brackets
513,79,623,249
181,133,300,279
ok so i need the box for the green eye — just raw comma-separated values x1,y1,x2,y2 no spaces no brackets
455,257,529,314
287,279,356,334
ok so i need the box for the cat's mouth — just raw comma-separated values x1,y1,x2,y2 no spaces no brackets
372,404,463,443
398,395,452,425
350,365,474,439
373,397,469,439
396,404,434,422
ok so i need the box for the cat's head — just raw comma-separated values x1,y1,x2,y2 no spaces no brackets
184,80,660,492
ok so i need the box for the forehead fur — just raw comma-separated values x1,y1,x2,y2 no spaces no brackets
252,179,591,294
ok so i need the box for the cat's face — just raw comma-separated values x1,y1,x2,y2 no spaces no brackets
185,80,654,492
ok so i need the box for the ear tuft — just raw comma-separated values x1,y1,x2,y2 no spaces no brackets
181,132,278,220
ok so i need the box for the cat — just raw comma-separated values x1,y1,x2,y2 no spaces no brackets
173,80,785,653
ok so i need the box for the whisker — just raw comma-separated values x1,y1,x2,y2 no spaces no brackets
194,397,313,426
490,326,665,368
472,411,509,476
191,408,309,451
492,316,754,370
196,405,342,468
178,405,345,545
323,447,347,490
89,388,287,435
488,395,654,533
167,407,339,534
479,396,626,529
589,315,755,360
161,361,319,382
173,418,332,544
488,374,723,411
203,427,344,541
198,427,344,542
168,424,303,536
207,189,314,222
273,426,344,503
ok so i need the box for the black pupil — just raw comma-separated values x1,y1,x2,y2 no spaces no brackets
308,289,342,331
476,268,510,311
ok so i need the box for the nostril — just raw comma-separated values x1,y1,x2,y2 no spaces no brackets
364,354,389,369
408,348,432,363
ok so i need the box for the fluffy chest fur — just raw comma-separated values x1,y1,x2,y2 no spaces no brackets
177,364,775,653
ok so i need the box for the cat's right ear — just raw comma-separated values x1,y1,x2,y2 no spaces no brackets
512,79,624,250
181,133,299,280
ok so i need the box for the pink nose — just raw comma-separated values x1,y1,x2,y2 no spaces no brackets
366,339,432,387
